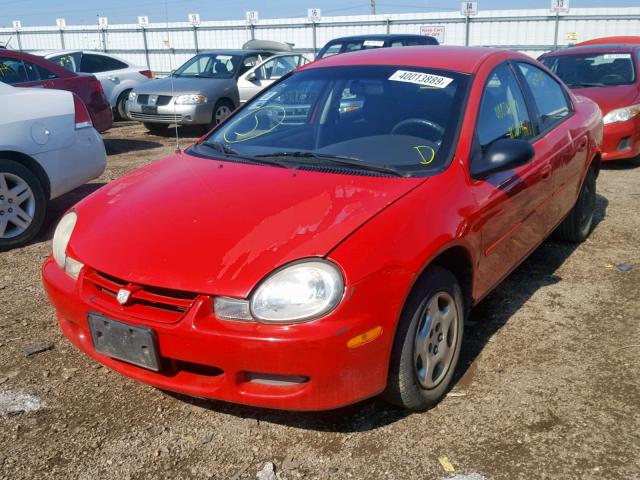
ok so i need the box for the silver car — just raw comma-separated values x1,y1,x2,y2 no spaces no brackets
33,50,153,120
0,81,106,250
126,49,296,133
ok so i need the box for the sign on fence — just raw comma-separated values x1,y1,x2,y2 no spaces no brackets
246,11,259,25
420,25,445,44
188,13,201,26
12,20,22,31
308,8,322,23
550,0,570,13
98,17,108,30
138,16,149,28
461,2,479,16
56,19,66,29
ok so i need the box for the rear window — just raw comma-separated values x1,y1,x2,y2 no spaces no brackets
541,52,636,87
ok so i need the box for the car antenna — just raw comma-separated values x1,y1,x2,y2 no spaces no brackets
164,0,181,153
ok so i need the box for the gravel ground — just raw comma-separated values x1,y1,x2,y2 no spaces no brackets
1,123,639,480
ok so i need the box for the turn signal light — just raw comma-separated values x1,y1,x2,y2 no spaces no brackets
347,326,383,349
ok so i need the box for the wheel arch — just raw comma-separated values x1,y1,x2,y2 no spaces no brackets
0,150,51,200
590,151,601,178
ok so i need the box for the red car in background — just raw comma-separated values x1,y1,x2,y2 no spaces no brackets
43,47,602,411
539,39,640,161
0,49,112,133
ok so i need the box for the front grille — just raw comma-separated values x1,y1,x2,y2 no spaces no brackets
129,112,183,122
136,95,172,106
83,269,200,324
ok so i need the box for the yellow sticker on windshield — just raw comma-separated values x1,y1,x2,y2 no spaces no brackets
415,145,435,165
222,105,286,143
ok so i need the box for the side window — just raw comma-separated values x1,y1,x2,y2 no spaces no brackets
517,62,571,132
50,54,79,72
22,61,41,81
37,65,58,80
239,55,259,75
477,63,533,150
0,58,29,84
320,44,342,58
80,54,126,73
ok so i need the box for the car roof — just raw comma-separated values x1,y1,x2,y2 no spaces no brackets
577,36,640,46
199,49,270,56
325,34,428,42
306,45,518,74
541,44,637,57
32,49,82,57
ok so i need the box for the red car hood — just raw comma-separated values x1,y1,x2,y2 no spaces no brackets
572,84,639,116
69,152,424,296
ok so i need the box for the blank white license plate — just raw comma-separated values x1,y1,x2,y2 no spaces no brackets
88,313,160,371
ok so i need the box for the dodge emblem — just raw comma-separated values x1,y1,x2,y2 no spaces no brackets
117,289,132,305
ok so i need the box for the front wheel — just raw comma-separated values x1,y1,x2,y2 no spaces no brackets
210,100,234,128
115,90,131,121
383,266,464,411
555,167,597,243
0,159,47,251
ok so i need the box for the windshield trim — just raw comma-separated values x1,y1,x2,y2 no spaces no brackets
189,65,472,178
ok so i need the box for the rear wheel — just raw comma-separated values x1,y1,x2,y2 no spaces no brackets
115,89,132,121
143,123,168,135
0,159,47,251
383,266,464,411
555,167,597,243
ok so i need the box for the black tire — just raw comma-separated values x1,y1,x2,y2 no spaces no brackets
209,99,234,129
143,123,169,135
0,159,47,251
555,167,597,243
115,89,132,121
383,266,464,411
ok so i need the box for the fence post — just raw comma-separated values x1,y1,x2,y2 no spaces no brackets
141,27,151,69
16,31,22,51
193,26,199,54
59,29,65,49
101,28,107,52
386,18,391,34
312,22,317,55
250,24,255,40
553,11,560,50
465,15,470,46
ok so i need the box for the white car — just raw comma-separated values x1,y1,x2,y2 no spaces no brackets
33,50,153,120
0,82,106,250
237,53,310,104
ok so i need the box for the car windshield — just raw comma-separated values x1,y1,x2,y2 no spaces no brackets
541,52,636,87
200,65,469,176
173,53,241,78
319,39,386,58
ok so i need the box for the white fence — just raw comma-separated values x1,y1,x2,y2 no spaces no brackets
1,7,639,74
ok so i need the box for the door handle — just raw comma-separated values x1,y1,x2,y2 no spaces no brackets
541,164,552,180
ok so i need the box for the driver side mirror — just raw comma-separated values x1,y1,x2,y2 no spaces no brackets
246,71,257,81
470,138,535,179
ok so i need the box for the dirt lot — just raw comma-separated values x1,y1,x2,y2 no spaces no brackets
1,123,638,480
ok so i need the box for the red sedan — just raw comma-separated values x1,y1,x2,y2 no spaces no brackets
43,46,602,411
0,50,112,133
539,40,640,161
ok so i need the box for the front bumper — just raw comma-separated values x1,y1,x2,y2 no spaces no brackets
42,257,402,411
126,100,213,125
601,117,640,161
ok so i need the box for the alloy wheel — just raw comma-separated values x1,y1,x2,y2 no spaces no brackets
215,105,232,124
0,172,36,239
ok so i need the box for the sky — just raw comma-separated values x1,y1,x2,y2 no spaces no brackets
0,0,638,27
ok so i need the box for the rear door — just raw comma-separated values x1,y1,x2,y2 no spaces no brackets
80,53,129,105
514,62,584,224
470,62,554,295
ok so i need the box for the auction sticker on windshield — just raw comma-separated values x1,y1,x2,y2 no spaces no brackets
389,70,453,88
216,55,233,61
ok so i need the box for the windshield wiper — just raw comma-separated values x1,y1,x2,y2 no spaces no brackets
197,141,288,168
567,82,605,88
254,151,407,177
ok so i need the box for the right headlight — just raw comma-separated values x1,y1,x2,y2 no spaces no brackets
52,211,83,280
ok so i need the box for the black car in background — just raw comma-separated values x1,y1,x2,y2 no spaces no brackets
316,34,438,59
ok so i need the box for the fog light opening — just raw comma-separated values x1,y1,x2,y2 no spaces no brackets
347,326,383,349
617,136,632,151
245,372,309,386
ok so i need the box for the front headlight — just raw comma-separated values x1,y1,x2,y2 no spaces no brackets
52,211,83,280
175,94,207,105
250,260,344,323
128,91,137,101
603,104,640,125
